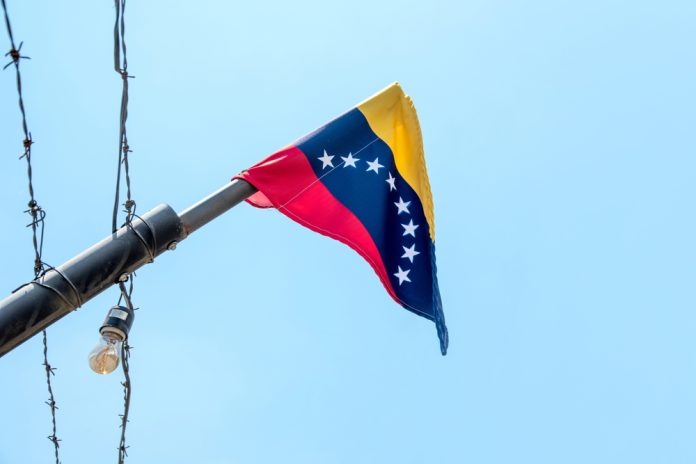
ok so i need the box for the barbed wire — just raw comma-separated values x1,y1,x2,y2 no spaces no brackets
1,1,61,463
112,0,135,233
43,330,61,464
111,1,136,462
1,1,44,277
117,281,134,463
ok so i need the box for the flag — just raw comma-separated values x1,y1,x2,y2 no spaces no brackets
237,83,448,354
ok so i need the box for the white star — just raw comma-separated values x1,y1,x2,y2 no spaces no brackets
341,153,360,168
366,157,384,174
386,172,397,191
394,197,411,215
401,244,421,263
401,219,419,237
393,266,411,285
318,150,334,169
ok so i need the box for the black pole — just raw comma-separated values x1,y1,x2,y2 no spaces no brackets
0,179,256,358
179,178,257,235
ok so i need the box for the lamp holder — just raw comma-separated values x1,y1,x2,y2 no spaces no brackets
99,305,135,341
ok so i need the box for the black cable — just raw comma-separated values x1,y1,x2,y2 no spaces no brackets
117,281,133,464
111,2,136,462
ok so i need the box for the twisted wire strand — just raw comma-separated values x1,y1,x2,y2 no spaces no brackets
117,282,134,464
112,0,135,233
1,2,60,462
111,2,136,462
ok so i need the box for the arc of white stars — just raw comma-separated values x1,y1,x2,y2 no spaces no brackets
341,152,360,168
366,157,384,174
318,150,334,169
393,266,411,285
401,244,420,263
386,172,397,191
394,197,411,215
401,219,419,237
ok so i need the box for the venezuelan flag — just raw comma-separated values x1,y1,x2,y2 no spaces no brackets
238,83,448,354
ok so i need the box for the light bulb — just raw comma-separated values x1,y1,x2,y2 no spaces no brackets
88,305,134,375
88,332,123,375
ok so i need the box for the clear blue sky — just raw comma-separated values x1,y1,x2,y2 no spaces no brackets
1,0,695,463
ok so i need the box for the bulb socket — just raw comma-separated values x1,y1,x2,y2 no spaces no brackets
99,305,135,341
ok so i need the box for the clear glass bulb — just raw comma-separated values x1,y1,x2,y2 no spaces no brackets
88,333,123,374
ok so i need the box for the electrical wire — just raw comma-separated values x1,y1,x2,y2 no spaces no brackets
111,1,137,462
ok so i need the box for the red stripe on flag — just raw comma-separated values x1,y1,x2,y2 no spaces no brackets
237,146,399,303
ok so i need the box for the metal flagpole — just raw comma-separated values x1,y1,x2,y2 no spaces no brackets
0,178,257,358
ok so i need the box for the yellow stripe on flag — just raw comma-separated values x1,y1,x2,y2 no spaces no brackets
357,83,436,241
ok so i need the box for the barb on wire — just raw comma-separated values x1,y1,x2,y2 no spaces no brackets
3,40,28,69
2,1,60,463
